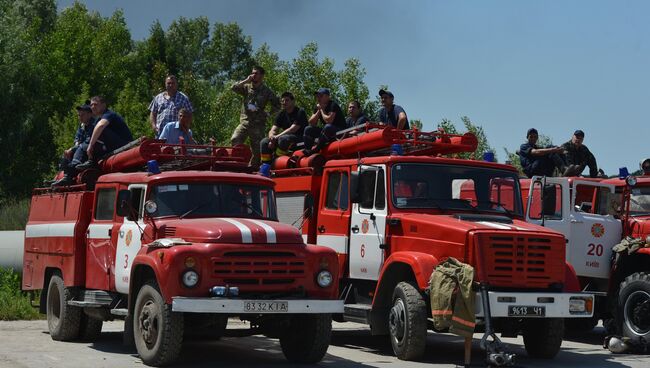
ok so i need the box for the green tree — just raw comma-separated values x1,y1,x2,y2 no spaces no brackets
436,116,496,161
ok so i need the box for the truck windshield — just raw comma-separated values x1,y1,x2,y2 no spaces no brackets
391,163,523,216
629,186,650,216
150,183,277,220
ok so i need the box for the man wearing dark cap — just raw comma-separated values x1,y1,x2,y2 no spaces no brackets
641,159,650,176
518,128,568,178
378,89,409,130
52,102,97,186
304,88,346,154
561,130,599,178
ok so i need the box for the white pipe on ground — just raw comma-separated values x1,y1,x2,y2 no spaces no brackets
0,231,24,271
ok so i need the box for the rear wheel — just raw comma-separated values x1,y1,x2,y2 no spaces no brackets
618,272,650,342
133,281,183,366
388,282,427,361
279,314,332,363
46,274,81,341
522,318,563,359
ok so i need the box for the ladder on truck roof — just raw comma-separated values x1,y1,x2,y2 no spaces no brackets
40,138,253,194
272,123,479,174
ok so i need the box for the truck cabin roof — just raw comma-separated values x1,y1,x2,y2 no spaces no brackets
600,176,650,188
323,155,520,173
97,170,275,187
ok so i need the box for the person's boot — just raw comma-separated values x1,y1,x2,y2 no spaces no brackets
563,164,581,177
75,159,97,170
51,175,73,187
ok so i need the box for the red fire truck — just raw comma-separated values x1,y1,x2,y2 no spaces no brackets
522,174,650,341
270,124,594,361
22,139,343,366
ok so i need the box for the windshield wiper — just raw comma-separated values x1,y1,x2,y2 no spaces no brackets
179,201,211,219
472,200,515,217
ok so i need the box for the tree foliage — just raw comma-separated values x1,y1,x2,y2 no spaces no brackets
437,116,496,161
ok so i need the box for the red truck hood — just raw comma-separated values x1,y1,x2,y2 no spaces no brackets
154,218,304,244
395,212,560,235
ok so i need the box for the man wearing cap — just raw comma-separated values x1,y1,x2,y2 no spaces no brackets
346,100,368,127
378,89,409,130
159,108,195,145
641,159,650,176
149,75,193,137
561,130,599,178
518,128,568,178
230,66,280,167
304,88,347,154
52,102,97,186
259,92,308,165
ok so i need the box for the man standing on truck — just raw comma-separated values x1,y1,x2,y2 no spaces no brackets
378,89,409,130
231,66,280,168
52,102,96,186
76,96,133,169
259,92,308,165
159,108,195,144
561,130,599,178
304,88,346,155
149,75,193,137
519,128,570,178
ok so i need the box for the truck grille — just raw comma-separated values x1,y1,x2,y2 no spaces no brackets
476,234,565,289
211,251,306,286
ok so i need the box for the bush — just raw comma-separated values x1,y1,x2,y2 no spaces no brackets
0,267,42,320
0,198,30,230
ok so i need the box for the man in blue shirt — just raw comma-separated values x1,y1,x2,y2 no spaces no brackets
346,100,368,127
518,128,568,178
149,75,193,137
76,95,133,169
378,89,409,130
159,108,195,144
52,102,97,186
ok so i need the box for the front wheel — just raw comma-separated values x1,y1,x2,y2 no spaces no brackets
279,314,332,363
522,318,564,359
617,272,650,342
133,282,183,367
46,274,81,341
388,282,427,361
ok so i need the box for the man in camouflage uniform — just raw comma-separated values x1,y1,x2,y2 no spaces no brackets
561,129,599,178
231,66,280,167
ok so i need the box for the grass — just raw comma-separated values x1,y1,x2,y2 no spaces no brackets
0,198,30,231
0,267,42,320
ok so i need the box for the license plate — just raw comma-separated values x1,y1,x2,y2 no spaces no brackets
243,301,288,313
508,305,545,317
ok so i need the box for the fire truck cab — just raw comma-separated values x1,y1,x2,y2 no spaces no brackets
271,124,594,361
523,175,650,340
22,140,342,366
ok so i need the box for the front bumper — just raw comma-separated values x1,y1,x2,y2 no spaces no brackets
475,291,594,318
172,297,344,314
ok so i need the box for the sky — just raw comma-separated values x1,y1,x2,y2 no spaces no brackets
57,0,650,175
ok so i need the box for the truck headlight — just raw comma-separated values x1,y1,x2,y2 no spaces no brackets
182,270,199,288
569,296,593,314
316,270,333,288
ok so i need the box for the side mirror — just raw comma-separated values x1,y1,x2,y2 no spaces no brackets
542,184,557,217
116,190,131,217
350,171,360,204
304,193,314,219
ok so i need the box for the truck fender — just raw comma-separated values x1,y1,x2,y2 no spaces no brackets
128,256,165,311
369,252,438,335
564,262,580,292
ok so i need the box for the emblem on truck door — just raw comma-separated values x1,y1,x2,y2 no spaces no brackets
361,219,369,234
125,229,133,246
591,223,605,238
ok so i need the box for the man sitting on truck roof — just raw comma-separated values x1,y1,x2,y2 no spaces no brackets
518,128,570,178
346,100,368,128
159,108,195,145
378,89,409,130
260,92,307,165
642,159,650,176
51,101,97,187
303,88,347,155
561,129,599,178
76,96,134,169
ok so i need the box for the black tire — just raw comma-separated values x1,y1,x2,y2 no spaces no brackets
279,314,332,363
565,316,598,333
388,282,427,361
133,281,184,367
46,274,81,341
78,313,103,342
617,272,650,342
522,318,564,359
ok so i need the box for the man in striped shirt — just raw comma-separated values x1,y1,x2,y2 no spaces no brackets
149,75,193,137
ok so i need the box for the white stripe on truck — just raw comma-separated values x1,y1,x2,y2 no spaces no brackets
221,218,252,243
25,223,76,238
246,219,277,243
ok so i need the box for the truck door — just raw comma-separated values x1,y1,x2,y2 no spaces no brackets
526,176,572,251
565,180,621,279
114,184,146,294
86,184,120,291
349,166,387,281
